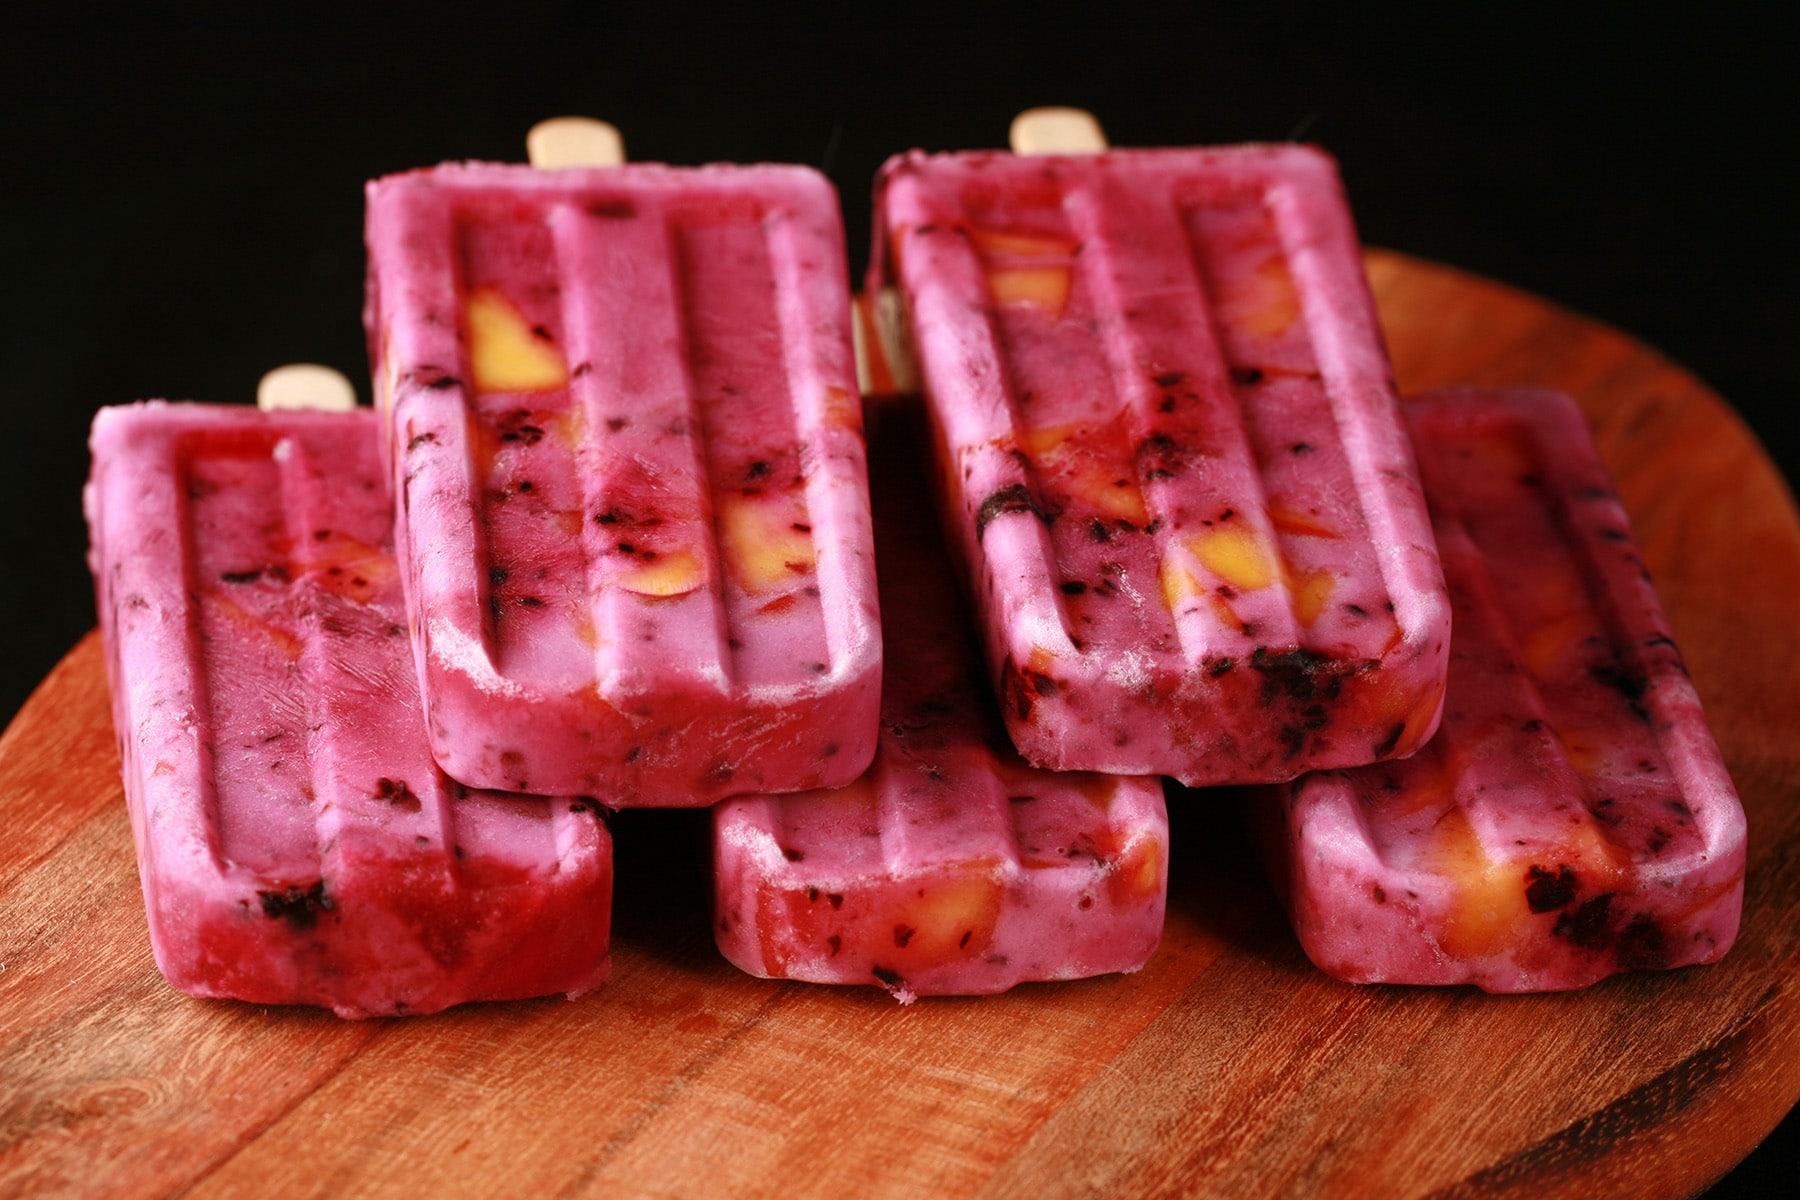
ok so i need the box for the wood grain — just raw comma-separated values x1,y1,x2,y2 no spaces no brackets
2,251,1796,1198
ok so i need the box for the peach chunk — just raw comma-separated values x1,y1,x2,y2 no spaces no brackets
971,226,1079,318
616,546,707,598
299,533,396,605
987,266,1072,315
1286,565,1336,628
889,868,1005,966
1159,557,1201,612
1022,423,1149,525
466,286,568,393
715,492,816,594
1214,252,1302,339
204,592,305,661
1109,834,1165,906
1269,504,1340,539
1428,807,1533,960
1191,526,1276,592
1379,681,1447,761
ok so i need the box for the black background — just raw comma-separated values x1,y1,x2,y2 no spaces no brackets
2,6,1792,1191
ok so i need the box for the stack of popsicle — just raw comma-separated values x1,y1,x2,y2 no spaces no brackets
857,115,1743,991
84,111,1744,1018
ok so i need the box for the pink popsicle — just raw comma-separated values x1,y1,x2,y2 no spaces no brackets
715,398,1168,1000
365,161,880,803
871,143,1450,785
86,402,613,1017
1257,388,1745,990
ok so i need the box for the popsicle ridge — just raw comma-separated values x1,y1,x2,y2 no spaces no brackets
367,163,880,802
872,144,1449,784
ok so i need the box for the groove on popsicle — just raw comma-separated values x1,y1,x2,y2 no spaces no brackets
872,742,1020,879
901,207,1091,664
868,740,1020,983
277,431,463,896
1062,175,1302,664
449,212,588,691
1187,185,1405,659
1350,516,1588,868
167,435,233,871
761,198,871,684
1516,407,1743,857
1412,415,1695,865
562,196,732,704
672,203,834,692
537,209,612,691
184,435,322,877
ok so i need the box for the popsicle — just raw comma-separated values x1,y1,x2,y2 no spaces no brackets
714,397,1168,1001
868,114,1450,785
364,128,880,803
85,391,613,1018
1256,388,1745,991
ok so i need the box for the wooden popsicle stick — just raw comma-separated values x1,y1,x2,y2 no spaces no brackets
527,117,626,168
1010,107,1109,155
256,364,358,413
851,296,884,398
854,289,921,398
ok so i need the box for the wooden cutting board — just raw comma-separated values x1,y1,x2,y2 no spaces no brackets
3,250,1796,1198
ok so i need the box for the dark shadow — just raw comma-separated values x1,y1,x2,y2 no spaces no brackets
605,806,724,975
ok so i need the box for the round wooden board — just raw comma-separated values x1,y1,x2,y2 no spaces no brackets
3,251,1796,1198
